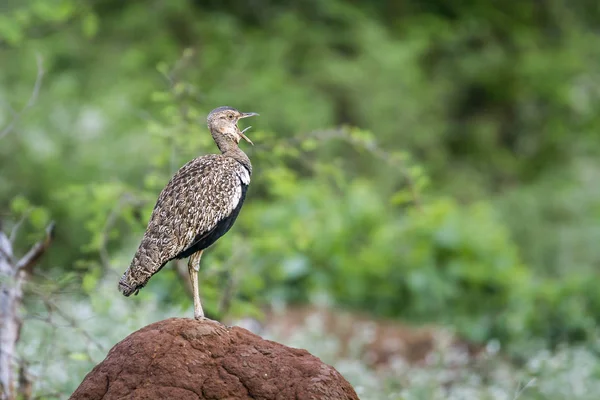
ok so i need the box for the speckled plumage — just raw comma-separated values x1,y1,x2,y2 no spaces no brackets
118,107,258,311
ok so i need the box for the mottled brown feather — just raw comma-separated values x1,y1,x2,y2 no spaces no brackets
118,154,251,296
118,106,256,297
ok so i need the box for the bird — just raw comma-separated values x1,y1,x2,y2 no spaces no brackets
118,106,259,319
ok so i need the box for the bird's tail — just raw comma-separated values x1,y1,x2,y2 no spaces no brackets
118,245,163,296
118,267,142,297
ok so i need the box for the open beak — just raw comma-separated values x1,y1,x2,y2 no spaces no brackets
238,112,259,145
239,112,259,119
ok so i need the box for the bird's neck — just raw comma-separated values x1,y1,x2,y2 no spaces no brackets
212,134,253,175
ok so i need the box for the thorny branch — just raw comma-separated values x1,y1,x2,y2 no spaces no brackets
0,54,44,140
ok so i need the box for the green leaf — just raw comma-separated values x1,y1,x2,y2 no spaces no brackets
10,195,30,214
0,16,25,45
29,207,49,229
82,270,99,293
69,352,89,361
82,13,99,38
391,190,413,206
156,61,169,76
300,138,318,151
151,91,171,103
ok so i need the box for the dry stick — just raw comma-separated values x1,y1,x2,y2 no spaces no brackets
0,221,55,400
14,222,55,273
8,210,31,245
0,54,44,140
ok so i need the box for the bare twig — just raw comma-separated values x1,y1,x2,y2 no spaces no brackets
513,378,536,400
8,209,31,245
14,222,55,274
0,229,14,265
1,221,54,400
0,54,44,140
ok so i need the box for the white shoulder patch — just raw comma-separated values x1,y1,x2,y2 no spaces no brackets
230,182,242,210
237,167,251,185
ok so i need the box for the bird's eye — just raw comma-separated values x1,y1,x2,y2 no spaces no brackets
228,114,234,120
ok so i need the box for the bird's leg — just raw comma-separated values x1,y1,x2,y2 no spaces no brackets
188,250,204,319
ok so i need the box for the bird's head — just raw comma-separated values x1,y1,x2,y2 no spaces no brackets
206,106,259,146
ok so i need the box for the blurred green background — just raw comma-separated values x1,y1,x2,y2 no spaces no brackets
2,0,600,398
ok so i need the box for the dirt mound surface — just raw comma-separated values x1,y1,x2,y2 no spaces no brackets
70,317,358,400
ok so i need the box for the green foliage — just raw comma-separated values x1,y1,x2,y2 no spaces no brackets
2,0,600,396
243,179,533,342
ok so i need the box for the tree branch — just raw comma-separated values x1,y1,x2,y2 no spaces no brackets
15,222,55,274
9,210,31,245
0,229,14,267
1,221,55,400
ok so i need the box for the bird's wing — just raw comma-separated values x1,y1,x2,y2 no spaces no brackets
149,154,249,261
118,155,249,295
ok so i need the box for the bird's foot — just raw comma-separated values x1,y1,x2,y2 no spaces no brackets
193,306,205,320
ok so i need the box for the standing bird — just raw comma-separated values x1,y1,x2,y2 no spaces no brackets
118,106,258,319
